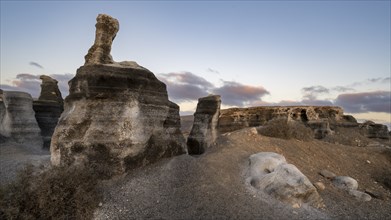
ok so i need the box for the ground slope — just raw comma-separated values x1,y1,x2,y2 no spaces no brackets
94,127,391,219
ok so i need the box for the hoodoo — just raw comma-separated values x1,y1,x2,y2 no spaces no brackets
187,95,221,155
33,75,64,149
50,14,186,174
0,90,43,150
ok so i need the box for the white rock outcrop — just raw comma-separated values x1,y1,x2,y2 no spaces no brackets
249,152,324,208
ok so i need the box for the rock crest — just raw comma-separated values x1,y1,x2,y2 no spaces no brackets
84,14,119,65
187,95,221,155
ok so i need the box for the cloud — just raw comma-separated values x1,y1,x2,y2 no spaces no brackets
0,73,73,98
332,86,355,93
212,81,269,107
253,99,334,107
206,68,220,74
334,91,391,113
157,72,214,102
158,72,270,107
29,62,44,69
301,85,329,100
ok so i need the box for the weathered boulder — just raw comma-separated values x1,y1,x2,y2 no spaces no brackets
332,176,371,201
249,152,324,208
50,14,186,175
187,95,221,155
0,90,43,149
84,14,119,65
332,176,358,190
33,75,64,149
359,121,389,139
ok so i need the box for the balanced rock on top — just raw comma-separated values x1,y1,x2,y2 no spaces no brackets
84,14,119,65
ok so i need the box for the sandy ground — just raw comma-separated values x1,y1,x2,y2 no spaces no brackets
1,127,390,219
93,128,391,219
0,140,50,186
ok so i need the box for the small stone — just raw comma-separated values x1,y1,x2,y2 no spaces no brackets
366,160,371,164
348,190,372,202
332,176,358,191
249,127,258,135
319,169,336,179
99,202,103,207
314,182,326,191
365,189,385,200
292,203,301,209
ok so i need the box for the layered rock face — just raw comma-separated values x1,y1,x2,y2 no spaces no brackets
218,106,346,133
51,14,186,174
0,90,43,148
187,95,221,155
359,121,389,139
84,14,119,65
249,152,324,208
33,75,64,149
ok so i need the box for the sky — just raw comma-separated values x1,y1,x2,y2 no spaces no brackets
1,0,390,127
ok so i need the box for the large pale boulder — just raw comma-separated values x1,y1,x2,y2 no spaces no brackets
33,75,64,149
50,14,186,175
249,152,324,208
187,95,221,155
0,90,43,150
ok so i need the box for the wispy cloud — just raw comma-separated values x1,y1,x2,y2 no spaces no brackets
332,86,355,93
301,85,329,100
206,68,220,74
334,91,391,113
29,61,44,69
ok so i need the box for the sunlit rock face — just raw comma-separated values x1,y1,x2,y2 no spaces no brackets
218,106,347,133
217,106,371,139
187,95,221,155
33,75,64,149
50,14,186,175
0,90,43,149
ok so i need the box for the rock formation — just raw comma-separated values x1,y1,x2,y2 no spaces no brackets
218,106,346,133
187,95,221,155
84,14,119,65
0,90,43,149
359,121,389,139
33,75,64,149
218,106,390,140
249,152,324,208
50,14,186,175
